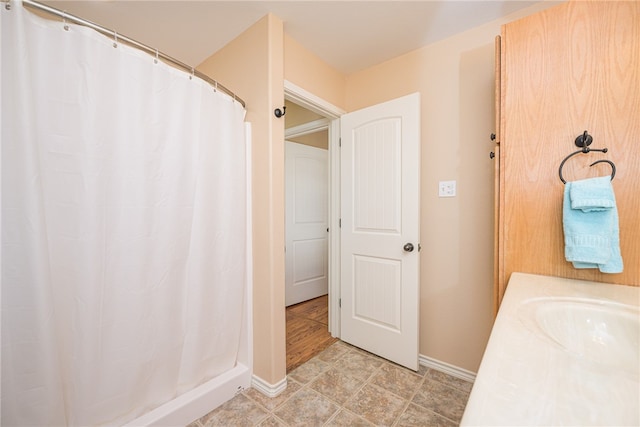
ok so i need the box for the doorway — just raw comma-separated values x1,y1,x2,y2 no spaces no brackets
282,83,420,372
285,104,329,307
284,81,344,348
284,99,334,371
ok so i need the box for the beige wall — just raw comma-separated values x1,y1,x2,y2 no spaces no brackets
344,2,559,371
284,34,346,111
198,14,287,384
345,29,494,372
197,2,562,384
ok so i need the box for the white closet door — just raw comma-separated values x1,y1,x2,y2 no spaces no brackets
285,141,328,306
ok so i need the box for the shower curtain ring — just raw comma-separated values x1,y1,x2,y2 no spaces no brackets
190,68,194,80
113,31,118,48
154,49,159,64
62,10,69,31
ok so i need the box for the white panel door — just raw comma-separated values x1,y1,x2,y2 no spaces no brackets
285,141,329,306
340,93,420,370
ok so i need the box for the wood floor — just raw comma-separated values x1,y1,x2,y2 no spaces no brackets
286,295,337,372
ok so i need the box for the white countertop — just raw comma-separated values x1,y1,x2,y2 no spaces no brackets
461,273,640,426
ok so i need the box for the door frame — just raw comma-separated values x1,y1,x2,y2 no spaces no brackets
284,80,345,337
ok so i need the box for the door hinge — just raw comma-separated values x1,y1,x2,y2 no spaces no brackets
339,218,342,228
339,138,342,147
339,298,342,308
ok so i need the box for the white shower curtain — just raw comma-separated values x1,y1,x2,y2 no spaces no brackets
1,3,248,425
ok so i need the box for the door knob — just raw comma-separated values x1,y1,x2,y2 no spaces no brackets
403,243,414,252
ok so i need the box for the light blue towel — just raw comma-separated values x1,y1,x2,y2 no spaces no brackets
563,176,623,273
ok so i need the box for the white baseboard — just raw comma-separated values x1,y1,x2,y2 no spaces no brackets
251,374,287,398
419,354,477,383
250,357,473,398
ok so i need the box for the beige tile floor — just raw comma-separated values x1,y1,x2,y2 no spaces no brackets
188,341,472,426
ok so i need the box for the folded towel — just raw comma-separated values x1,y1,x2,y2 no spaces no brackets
563,176,623,273
570,176,616,212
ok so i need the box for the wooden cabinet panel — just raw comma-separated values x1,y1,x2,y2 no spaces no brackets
496,1,640,307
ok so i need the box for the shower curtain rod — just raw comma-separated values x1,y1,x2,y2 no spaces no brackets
12,0,246,108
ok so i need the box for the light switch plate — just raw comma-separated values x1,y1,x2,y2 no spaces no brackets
439,180,456,197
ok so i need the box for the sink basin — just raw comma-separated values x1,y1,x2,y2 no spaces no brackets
519,297,640,376
464,274,640,426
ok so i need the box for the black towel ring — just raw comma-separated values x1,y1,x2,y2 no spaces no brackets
589,159,616,180
558,131,616,184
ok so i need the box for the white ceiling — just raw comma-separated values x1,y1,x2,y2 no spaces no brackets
39,1,541,75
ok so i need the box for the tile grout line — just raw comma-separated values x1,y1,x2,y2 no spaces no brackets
293,344,389,426
390,367,429,427
326,346,430,426
318,345,380,425
251,346,351,425
205,341,472,426
329,355,389,425
420,369,472,425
